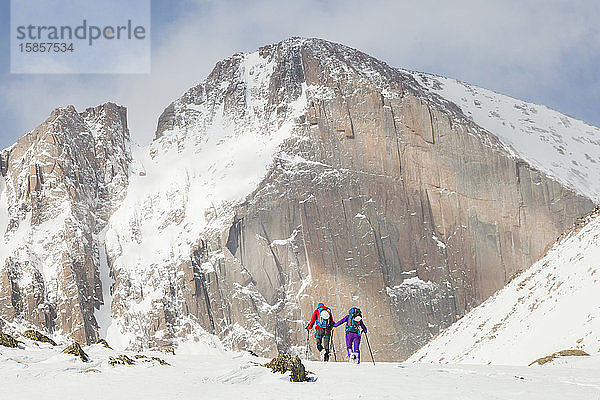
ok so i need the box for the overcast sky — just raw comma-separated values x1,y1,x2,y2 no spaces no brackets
1,0,599,148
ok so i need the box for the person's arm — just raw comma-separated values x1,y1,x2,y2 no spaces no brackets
306,309,318,330
359,319,367,333
333,315,348,328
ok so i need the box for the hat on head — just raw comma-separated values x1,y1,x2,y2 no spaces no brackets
317,302,324,307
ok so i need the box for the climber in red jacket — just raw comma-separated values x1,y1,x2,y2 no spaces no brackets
306,302,335,361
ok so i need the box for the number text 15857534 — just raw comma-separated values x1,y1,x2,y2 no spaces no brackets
19,43,74,52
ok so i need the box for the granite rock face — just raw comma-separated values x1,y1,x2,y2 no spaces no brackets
104,38,592,360
214,40,593,360
0,103,131,344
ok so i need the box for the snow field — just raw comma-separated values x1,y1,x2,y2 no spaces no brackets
1,341,600,399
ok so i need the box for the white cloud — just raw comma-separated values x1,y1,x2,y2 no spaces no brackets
2,0,599,147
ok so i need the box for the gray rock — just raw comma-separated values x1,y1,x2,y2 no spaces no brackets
0,103,131,345
0,38,594,361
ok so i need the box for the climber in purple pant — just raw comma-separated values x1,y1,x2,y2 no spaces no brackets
333,307,367,363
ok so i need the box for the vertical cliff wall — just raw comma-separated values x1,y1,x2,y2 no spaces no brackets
0,103,131,343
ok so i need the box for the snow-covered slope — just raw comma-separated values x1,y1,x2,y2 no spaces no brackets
408,207,600,365
2,340,600,400
408,71,600,202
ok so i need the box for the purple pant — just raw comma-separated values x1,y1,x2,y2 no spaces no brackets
346,331,361,362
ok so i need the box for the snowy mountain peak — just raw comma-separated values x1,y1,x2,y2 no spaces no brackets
152,37,410,150
155,37,600,205
99,38,592,357
0,39,596,361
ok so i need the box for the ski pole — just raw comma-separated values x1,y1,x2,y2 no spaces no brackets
364,331,375,365
331,329,337,361
305,329,310,360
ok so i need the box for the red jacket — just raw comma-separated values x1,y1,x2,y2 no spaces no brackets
306,306,334,331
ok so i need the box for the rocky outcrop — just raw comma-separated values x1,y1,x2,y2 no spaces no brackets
0,331,19,348
62,342,89,362
103,38,593,360
109,354,135,366
96,338,112,349
264,353,307,382
529,350,589,366
0,103,131,344
22,329,56,345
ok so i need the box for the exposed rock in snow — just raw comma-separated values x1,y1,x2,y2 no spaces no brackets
22,329,57,345
62,341,90,362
